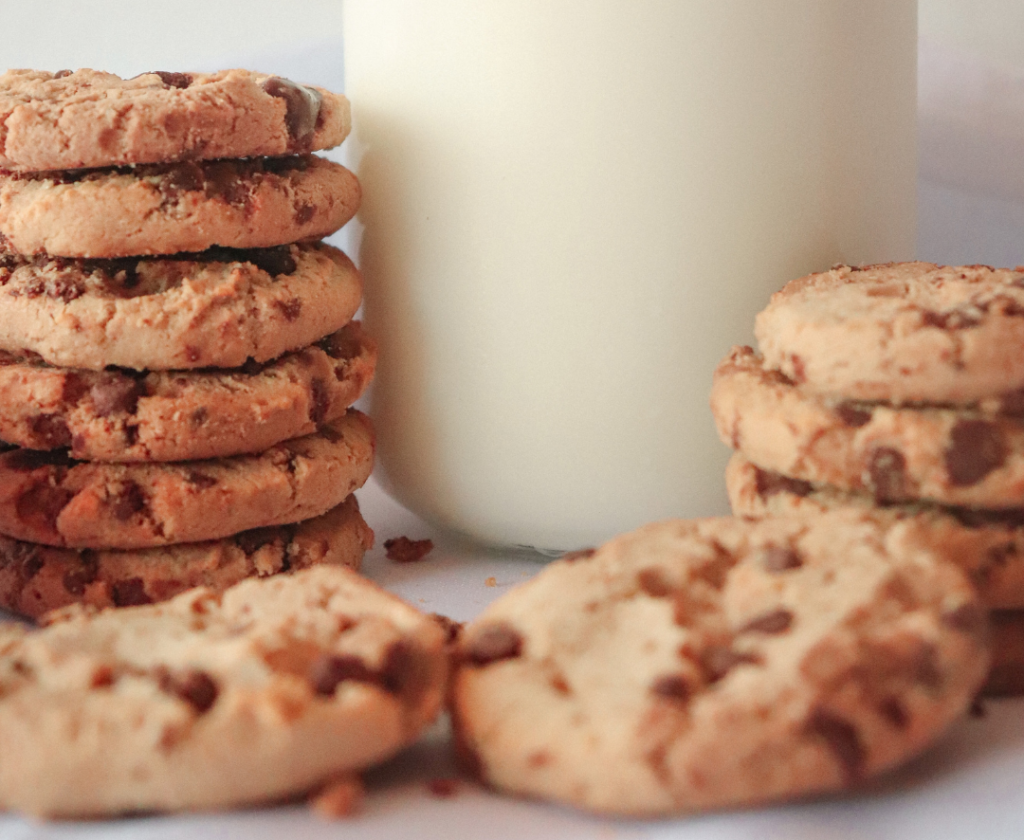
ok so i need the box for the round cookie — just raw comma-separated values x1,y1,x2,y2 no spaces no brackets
713,345,1024,509
0,321,376,462
0,494,373,621
0,410,374,549
725,453,1024,611
0,563,447,818
0,69,349,172
451,512,988,815
0,242,362,371
755,262,1024,405
985,611,1024,696
0,156,361,258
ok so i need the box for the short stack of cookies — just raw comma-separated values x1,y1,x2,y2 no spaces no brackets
0,69,377,620
711,261,1024,694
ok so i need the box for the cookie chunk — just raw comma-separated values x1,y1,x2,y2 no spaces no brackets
0,69,349,172
0,242,362,370
0,495,372,620
713,345,1024,509
0,410,374,549
0,563,447,817
451,512,988,815
725,454,1024,611
0,321,375,462
0,156,360,258
755,262,1024,404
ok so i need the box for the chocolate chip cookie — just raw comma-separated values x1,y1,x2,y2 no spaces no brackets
0,69,349,172
755,262,1024,405
713,345,1024,509
451,512,988,815
0,563,447,817
0,242,362,370
0,410,374,549
0,321,375,462
0,495,372,621
0,155,360,258
725,454,1024,611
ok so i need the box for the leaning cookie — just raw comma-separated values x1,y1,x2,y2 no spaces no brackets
0,563,446,817
712,345,1024,509
725,454,1024,611
0,411,374,549
0,495,372,621
0,321,375,462
0,243,362,370
0,156,360,258
755,262,1024,405
451,512,988,815
0,69,349,172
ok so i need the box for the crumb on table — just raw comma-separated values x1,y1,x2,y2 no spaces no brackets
384,536,434,563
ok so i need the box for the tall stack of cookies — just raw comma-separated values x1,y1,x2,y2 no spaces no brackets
711,261,1024,693
0,69,376,620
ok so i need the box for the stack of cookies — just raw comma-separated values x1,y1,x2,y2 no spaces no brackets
0,69,377,620
711,261,1024,693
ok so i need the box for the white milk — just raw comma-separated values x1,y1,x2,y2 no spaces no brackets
343,0,916,550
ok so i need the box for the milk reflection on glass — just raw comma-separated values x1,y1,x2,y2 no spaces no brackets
342,0,916,551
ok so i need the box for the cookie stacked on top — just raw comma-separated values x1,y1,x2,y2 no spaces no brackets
711,262,1024,692
0,69,376,620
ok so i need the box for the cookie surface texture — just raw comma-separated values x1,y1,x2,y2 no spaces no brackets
0,495,373,620
0,156,360,257
725,454,1024,611
712,345,1024,508
451,513,988,815
0,564,445,817
755,262,1024,404
0,321,376,462
0,411,374,549
0,243,362,370
0,69,349,172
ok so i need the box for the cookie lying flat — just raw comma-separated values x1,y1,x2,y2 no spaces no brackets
713,345,1024,509
0,69,349,172
0,411,374,549
755,262,1024,405
0,495,372,620
451,512,988,816
986,611,1024,696
0,563,445,817
0,156,360,258
725,454,1024,611
0,321,375,462
0,242,362,370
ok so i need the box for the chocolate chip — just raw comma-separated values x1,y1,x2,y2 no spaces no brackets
836,403,872,427
379,639,422,694
695,543,733,589
275,298,302,321
18,275,83,302
294,202,315,225
262,76,323,150
650,674,690,702
28,413,72,448
921,309,981,330
308,653,377,696
53,69,73,79
700,645,762,684
637,567,672,597
235,526,281,556
319,424,343,444
190,407,208,427
740,608,793,634
867,447,908,504
998,388,1024,416
462,622,524,666
185,471,218,489
111,481,146,521
157,668,219,713
430,613,463,645
945,420,1006,486
149,71,193,89
878,697,909,729
62,552,99,595
319,330,360,361
804,707,865,782
308,378,330,425
61,373,90,405
239,358,266,376
111,577,151,606
90,374,143,416
942,602,986,635
754,467,813,499
202,161,251,208
157,161,204,204
761,546,802,572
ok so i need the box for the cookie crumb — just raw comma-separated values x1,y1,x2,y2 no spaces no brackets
485,576,497,588
383,536,434,563
311,773,364,819
427,778,459,798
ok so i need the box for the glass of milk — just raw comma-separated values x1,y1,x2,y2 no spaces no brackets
343,0,917,551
